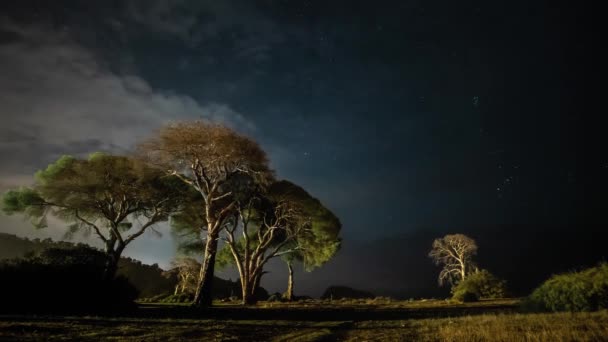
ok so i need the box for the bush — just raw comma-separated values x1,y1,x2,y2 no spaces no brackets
525,263,608,312
451,269,507,302
267,293,285,302
321,286,375,300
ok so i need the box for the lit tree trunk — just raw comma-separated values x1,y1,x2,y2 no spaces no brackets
249,270,266,304
193,229,219,307
241,277,254,305
285,261,294,301
461,260,466,281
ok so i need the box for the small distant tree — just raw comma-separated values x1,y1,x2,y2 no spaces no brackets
1,153,186,279
429,233,478,286
139,121,272,307
166,257,201,295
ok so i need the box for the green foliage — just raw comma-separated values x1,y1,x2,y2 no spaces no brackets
169,195,206,256
451,269,508,302
525,263,608,312
2,153,189,248
34,155,77,186
269,181,341,271
2,187,47,227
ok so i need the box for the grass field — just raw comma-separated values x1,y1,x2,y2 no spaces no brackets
1,300,607,341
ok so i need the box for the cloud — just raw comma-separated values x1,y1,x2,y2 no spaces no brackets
0,20,254,181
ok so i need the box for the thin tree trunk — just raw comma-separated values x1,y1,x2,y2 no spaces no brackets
461,261,466,281
103,240,124,280
285,261,294,301
241,277,253,305
193,230,219,307
246,271,265,304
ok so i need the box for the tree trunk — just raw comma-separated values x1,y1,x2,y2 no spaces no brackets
285,261,294,301
193,230,219,307
103,240,124,280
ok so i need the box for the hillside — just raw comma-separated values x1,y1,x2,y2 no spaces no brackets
0,233,242,299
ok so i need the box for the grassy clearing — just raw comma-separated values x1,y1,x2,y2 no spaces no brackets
0,317,335,341
348,310,608,341
1,300,607,341
254,298,519,310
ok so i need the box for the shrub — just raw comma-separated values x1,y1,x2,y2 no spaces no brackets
525,263,608,312
267,293,285,302
451,269,507,302
321,286,374,300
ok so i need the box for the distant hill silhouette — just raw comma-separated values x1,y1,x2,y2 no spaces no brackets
0,233,243,299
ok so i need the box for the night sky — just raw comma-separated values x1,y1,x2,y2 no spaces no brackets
0,1,604,297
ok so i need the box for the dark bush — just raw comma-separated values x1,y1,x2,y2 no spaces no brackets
0,246,138,314
525,263,608,312
267,293,285,302
321,286,374,299
451,269,508,302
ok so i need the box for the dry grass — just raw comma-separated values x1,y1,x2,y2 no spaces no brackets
256,298,519,310
347,310,608,341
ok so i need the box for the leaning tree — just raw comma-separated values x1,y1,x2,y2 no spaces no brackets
276,182,341,301
138,121,273,306
214,180,341,304
428,233,478,286
1,153,186,279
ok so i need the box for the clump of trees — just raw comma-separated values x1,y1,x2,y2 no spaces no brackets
138,121,341,306
2,120,343,309
138,121,274,306
214,180,341,303
525,263,608,312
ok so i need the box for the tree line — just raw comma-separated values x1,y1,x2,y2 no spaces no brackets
2,121,342,307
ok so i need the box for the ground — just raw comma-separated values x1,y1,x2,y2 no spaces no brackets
1,299,607,341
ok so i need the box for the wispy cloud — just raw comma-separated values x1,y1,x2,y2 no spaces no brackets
0,19,254,181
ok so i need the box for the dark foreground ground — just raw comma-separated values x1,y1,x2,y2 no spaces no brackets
1,299,607,341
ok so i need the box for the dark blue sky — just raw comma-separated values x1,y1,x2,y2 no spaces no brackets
0,1,604,295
